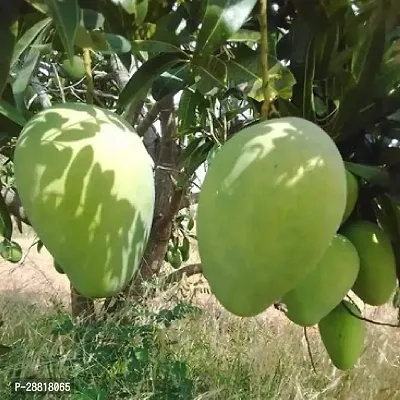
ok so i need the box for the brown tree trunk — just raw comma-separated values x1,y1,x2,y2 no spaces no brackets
70,283,96,322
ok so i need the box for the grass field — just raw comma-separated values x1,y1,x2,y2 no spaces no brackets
0,226,399,399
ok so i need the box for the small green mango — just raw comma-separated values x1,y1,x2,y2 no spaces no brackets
283,234,360,327
341,170,359,224
318,300,365,370
341,220,397,305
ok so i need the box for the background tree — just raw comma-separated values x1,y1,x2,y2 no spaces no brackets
0,0,400,320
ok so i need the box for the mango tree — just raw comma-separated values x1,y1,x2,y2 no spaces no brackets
1,1,400,368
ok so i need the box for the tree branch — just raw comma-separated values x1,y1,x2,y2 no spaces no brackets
160,263,203,289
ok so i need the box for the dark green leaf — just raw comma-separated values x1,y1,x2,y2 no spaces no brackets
330,11,386,138
345,162,390,186
117,53,188,112
151,64,190,101
0,2,21,99
0,194,12,240
130,40,184,54
291,0,349,33
90,31,131,54
12,39,43,115
44,0,80,61
81,9,105,31
195,0,257,57
275,98,301,118
0,100,26,127
193,55,228,95
178,90,203,133
0,240,22,263
11,17,52,69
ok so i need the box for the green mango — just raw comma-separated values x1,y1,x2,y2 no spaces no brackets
283,234,360,326
341,221,397,305
197,117,347,317
61,55,86,80
13,102,155,298
319,300,365,370
341,170,359,224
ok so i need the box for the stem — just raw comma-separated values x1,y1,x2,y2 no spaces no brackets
83,48,94,104
259,0,270,120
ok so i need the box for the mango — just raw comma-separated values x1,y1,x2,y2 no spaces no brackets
341,220,397,305
283,234,360,326
319,300,365,370
196,117,347,317
61,55,86,80
13,102,155,298
342,170,359,223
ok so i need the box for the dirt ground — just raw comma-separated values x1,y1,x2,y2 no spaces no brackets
0,236,398,328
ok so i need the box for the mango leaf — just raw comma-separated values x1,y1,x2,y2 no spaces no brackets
330,10,386,138
195,0,257,57
44,0,80,61
130,40,184,54
117,53,189,112
12,30,45,115
291,0,349,33
314,23,340,80
288,19,317,121
178,90,204,133
193,55,228,95
90,31,131,54
0,194,12,240
344,162,390,186
11,17,52,70
226,45,295,102
81,9,105,31
151,64,191,101
0,1,22,99
0,100,26,127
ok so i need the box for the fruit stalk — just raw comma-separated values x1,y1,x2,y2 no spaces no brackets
83,48,94,105
259,0,270,119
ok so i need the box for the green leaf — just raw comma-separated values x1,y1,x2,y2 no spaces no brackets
12,41,43,115
228,29,261,42
0,194,12,240
90,32,131,54
0,100,26,127
0,240,22,263
291,0,349,33
344,162,390,186
314,23,340,80
80,9,105,31
288,17,317,121
11,17,52,69
0,2,21,98
117,53,188,112
44,0,80,61
178,90,204,133
330,11,386,138
151,64,190,101
195,0,257,57
130,40,184,53
193,55,228,95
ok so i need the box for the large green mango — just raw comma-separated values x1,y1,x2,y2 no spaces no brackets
341,220,397,306
13,102,155,298
282,234,360,327
319,300,365,370
197,117,347,317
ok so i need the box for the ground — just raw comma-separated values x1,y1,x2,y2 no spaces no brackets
0,231,397,327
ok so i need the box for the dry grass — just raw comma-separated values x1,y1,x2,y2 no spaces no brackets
0,225,399,398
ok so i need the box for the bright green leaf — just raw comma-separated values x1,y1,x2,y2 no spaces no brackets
44,0,80,61
195,0,257,57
